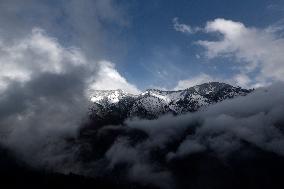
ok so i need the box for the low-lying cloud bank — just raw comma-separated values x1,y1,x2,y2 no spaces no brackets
101,83,284,188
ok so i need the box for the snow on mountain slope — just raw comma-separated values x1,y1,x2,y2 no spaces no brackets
90,89,136,104
88,82,252,122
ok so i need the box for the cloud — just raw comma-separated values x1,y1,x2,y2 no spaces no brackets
105,136,173,188
173,73,215,90
0,0,128,60
232,73,253,88
172,17,199,34
197,18,284,87
173,18,284,88
88,60,140,94
0,27,140,172
64,0,128,59
173,73,254,90
0,28,88,91
106,138,139,168
167,139,206,160
0,27,94,168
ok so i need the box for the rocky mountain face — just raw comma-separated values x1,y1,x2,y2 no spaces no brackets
88,82,252,126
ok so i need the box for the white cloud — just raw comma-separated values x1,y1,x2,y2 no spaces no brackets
88,60,140,94
172,72,258,90
173,18,284,88
232,73,252,88
204,19,246,41
0,27,87,93
172,17,199,34
0,27,139,96
197,18,284,87
173,73,215,90
173,73,256,90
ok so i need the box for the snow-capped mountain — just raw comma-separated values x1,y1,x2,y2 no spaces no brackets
88,82,252,124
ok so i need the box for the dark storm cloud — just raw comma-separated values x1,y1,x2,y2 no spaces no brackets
0,71,84,119
0,78,88,170
0,27,98,170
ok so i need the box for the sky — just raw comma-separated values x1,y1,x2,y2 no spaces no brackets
1,0,284,92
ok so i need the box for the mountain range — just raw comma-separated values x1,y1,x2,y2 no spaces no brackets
88,82,252,126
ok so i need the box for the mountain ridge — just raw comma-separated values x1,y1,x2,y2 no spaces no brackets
88,82,252,125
